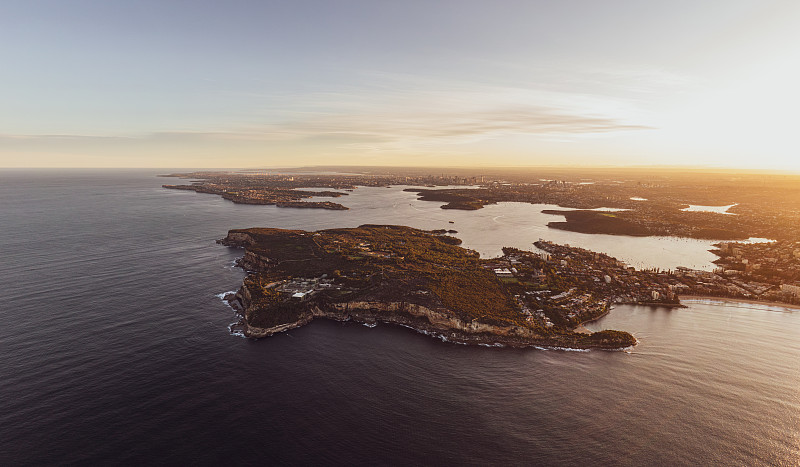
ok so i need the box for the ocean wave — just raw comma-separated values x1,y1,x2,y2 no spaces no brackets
533,345,590,352
215,290,238,311
215,290,237,300
395,324,467,345
228,322,247,338
218,290,247,338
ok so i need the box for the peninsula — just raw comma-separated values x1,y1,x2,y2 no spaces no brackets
219,225,645,349
218,222,800,349
162,172,351,210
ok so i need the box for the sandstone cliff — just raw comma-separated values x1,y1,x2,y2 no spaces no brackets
230,291,631,349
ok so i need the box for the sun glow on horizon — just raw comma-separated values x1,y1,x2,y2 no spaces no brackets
1,1,799,171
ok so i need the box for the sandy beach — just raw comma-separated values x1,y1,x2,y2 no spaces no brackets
679,295,800,312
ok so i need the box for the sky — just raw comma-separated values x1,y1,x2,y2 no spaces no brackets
1,0,799,170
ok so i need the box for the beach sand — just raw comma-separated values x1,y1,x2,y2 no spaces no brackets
679,295,800,312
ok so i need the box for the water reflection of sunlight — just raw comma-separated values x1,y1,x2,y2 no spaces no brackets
288,186,764,271
681,204,738,215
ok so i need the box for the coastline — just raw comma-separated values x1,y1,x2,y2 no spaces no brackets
679,294,800,311
627,301,686,309
573,307,611,334
574,298,689,332
224,294,634,350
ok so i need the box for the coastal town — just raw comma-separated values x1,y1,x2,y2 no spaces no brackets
705,240,800,304
525,239,800,309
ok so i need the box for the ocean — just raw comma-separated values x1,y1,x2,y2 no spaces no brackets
1,169,798,465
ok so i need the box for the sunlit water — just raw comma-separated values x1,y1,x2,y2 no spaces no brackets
302,185,755,271
681,203,738,215
0,170,797,465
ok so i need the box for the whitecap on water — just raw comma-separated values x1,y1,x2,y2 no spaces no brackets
228,323,247,338
533,345,590,352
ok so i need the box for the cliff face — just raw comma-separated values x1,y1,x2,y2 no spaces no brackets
219,232,255,247
231,293,627,349
217,233,275,271
238,251,273,271
329,301,540,338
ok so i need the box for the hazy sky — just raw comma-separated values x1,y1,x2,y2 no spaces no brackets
2,0,799,169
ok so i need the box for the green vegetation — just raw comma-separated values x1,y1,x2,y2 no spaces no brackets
221,225,637,349
581,330,637,347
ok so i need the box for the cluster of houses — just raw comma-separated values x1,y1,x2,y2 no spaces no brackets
277,276,340,302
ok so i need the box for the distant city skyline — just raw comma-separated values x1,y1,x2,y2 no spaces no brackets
2,0,799,170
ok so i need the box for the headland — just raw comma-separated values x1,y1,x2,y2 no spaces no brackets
218,225,648,349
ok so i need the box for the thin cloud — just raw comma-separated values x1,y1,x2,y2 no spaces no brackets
266,106,651,144
0,106,650,146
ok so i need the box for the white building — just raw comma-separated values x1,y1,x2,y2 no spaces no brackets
494,268,514,278
292,291,315,301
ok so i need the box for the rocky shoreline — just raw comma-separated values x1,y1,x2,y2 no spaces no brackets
223,288,636,350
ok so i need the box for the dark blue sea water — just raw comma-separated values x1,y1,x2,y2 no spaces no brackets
1,170,798,465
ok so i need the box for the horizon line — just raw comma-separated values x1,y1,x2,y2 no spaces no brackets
2,164,800,175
